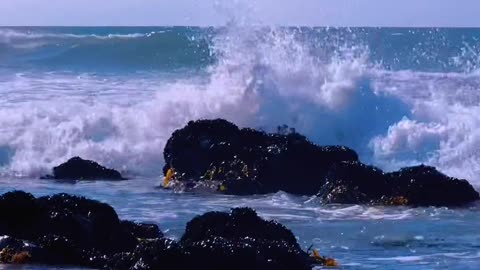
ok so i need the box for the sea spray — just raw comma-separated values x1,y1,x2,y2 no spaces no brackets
0,26,480,188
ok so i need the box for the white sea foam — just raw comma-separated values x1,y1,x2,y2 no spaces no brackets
0,28,162,50
370,69,480,185
0,26,369,177
0,28,152,42
0,25,480,191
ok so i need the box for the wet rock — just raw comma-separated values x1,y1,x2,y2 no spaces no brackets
0,235,83,266
318,162,479,206
110,207,327,270
163,119,358,195
0,191,41,240
42,157,125,180
164,119,479,206
109,238,185,270
181,207,298,245
34,235,88,266
35,193,138,253
0,247,32,264
112,208,315,270
120,221,163,239
179,207,313,270
0,191,153,267
318,161,390,204
0,191,324,269
0,236,37,264
386,165,480,206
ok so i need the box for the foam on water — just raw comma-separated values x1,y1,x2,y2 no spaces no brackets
0,28,150,42
0,26,480,190
0,26,371,178
370,69,480,183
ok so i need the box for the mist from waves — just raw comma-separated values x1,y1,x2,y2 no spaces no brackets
0,26,480,189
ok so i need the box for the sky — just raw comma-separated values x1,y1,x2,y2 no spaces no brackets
0,0,479,27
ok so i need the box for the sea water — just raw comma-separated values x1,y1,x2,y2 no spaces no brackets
0,26,479,269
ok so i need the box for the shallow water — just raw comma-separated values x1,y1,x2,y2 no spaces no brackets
0,177,478,270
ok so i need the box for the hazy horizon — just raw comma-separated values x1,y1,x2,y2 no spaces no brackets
2,26,480,29
1,0,480,27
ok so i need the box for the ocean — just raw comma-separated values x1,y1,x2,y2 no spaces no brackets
0,26,479,269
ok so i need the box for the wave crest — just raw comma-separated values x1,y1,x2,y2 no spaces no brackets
1,26,480,189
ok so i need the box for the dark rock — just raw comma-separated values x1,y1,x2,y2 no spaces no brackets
318,162,480,206
107,208,316,270
120,221,163,239
0,191,153,267
0,236,30,251
163,119,479,206
163,119,358,195
318,161,390,204
0,191,41,240
0,191,324,269
0,236,37,264
182,208,298,245
35,193,138,253
179,207,313,270
34,235,87,266
42,157,125,180
108,208,316,270
110,238,185,270
386,165,480,206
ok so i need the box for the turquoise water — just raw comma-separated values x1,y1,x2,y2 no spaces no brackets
0,26,480,269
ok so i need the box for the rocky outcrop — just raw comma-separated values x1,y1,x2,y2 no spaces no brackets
178,207,312,270
318,161,389,204
164,119,358,195
318,162,480,206
0,191,130,266
163,119,479,206
386,165,480,206
0,191,327,269
109,207,324,270
42,157,125,180
0,190,148,267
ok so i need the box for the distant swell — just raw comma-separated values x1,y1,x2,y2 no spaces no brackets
0,28,150,40
0,27,214,70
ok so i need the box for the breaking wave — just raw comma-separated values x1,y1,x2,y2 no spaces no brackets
0,26,480,189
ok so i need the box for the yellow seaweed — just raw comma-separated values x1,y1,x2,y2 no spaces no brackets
163,168,175,188
12,252,31,264
311,248,338,267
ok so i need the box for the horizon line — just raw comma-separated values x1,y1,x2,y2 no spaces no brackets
2,24,480,29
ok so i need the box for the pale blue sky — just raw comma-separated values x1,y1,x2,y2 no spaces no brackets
1,0,479,27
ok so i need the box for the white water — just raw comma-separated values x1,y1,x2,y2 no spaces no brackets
0,26,480,190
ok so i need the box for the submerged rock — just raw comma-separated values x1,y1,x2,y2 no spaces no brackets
163,119,479,206
0,191,326,269
42,157,125,180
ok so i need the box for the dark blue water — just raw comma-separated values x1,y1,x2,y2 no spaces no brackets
0,27,479,269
